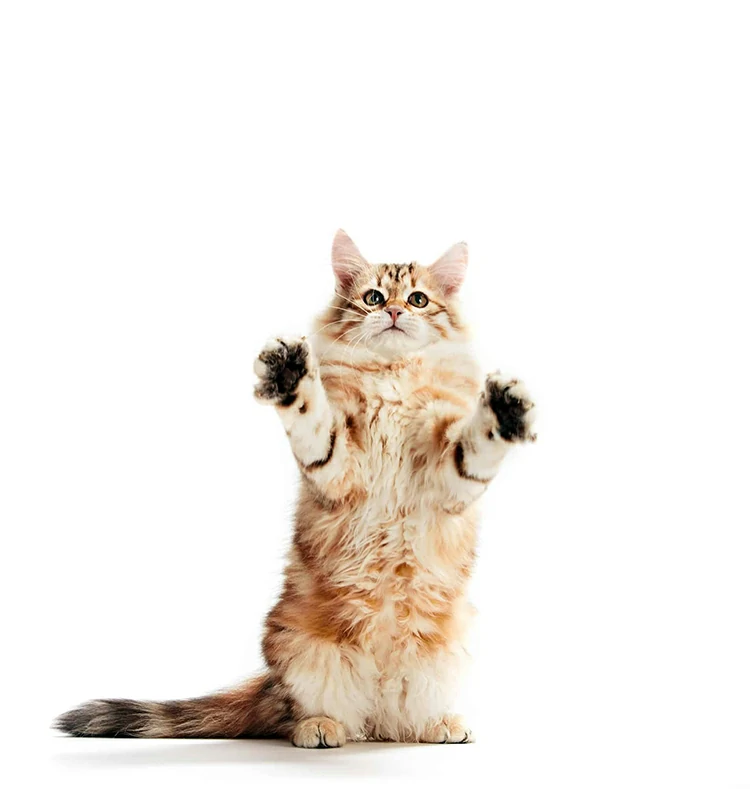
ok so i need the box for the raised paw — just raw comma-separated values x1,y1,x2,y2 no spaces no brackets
253,337,311,406
419,714,475,744
485,372,536,442
291,716,346,749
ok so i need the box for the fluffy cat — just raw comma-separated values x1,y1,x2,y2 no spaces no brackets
55,230,536,747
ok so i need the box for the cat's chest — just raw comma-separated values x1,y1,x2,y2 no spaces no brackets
321,352,478,508
358,375,420,481
367,377,411,437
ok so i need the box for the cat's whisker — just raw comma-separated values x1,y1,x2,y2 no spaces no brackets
338,327,366,356
335,292,368,312
331,304,366,318
306,318,355,340
346,326,371,360
317,324,364,362
324,324,369,365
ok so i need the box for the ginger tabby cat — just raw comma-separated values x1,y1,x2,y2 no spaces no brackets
56,230,536,747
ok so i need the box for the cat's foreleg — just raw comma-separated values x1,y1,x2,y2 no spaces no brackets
445,372,536,499
254,337,353,499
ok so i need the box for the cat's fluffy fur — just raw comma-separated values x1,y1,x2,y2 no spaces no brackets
55,230,536,747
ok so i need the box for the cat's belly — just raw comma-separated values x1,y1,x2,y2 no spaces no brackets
361,580,470,739
361,424,417,506
284,380,477,737
342,557,473,738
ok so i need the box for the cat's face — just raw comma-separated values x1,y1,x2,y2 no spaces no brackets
317,231,469,356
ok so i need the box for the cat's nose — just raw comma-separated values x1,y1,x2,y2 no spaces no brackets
385,306,404,323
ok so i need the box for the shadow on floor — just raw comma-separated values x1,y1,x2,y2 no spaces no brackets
51,737,419,771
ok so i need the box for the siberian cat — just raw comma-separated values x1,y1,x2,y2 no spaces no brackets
55,230,536,747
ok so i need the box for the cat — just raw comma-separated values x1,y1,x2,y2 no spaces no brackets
55,230,536,747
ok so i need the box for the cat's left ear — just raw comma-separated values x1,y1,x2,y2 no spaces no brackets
429,242,468,295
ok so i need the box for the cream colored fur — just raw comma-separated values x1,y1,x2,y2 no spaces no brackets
251,235,536,746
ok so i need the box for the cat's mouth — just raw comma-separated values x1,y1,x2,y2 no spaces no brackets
382,326,406,334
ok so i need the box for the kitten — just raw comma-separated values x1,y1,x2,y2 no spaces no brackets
55,230,536,747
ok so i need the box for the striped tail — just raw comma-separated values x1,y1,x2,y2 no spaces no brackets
54,674,296,739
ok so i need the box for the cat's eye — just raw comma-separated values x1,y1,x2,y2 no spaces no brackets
363,290,385,306
407,291,429,308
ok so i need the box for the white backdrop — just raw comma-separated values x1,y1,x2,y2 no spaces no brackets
2,2,749,787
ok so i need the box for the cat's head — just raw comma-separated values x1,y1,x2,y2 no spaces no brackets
315,230,469,357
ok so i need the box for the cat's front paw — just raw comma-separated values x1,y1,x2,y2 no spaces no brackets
254,337,311,406
485,372,536,442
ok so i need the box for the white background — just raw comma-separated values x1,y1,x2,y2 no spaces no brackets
2,2,749,787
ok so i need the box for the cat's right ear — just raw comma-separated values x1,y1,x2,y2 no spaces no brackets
332,229,368,289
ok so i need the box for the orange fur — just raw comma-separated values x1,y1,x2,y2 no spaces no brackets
55,233,534,748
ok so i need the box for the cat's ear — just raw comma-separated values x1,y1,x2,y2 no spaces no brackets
332,229,368,289
429,242,468,295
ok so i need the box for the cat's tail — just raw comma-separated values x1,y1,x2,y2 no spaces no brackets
53,673,296,739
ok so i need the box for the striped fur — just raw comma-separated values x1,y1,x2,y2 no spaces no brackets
55,231,535,747
55,675,296,738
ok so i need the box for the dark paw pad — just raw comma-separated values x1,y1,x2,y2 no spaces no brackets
486,375,535,442
254,339,309,405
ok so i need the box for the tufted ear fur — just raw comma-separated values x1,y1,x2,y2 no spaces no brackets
429,242,468,295
331,229,369,289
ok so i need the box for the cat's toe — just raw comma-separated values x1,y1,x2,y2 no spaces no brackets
420,715,475,744
291,717,346,749
485,371,536,442
254,337,310,405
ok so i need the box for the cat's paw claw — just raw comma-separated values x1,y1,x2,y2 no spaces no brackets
254,337,310,406
485,371,536,442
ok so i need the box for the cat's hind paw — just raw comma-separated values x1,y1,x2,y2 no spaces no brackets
419,715,475,744
485,372,536,443
254,337,311,407
291,717,346,749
